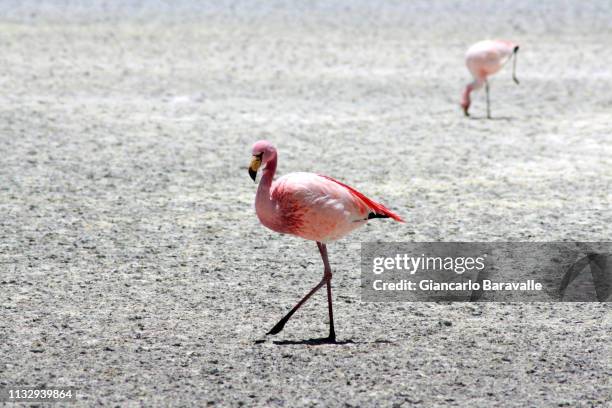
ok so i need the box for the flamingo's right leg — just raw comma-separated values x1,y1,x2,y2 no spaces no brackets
485,79,491,119
317,242,336,342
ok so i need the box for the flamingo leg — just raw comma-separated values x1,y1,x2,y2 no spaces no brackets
485,79,491,119
318,242,336,341
512,49,520,85
266,242,335,342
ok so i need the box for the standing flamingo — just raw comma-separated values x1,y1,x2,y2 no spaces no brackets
461,40,520,118
248,140,403,343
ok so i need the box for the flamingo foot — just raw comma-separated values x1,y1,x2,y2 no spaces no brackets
328,326,336,343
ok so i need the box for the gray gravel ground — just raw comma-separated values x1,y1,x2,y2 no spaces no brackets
1,1,611,406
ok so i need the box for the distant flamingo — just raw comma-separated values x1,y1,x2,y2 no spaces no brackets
248,140,403,343
461,40,520,118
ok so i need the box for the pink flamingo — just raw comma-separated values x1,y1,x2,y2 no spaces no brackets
248,140,403,343
461,40,520,118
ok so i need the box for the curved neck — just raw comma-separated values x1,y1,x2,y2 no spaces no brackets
259,156,277,188
255,155,278,223
462,83,473,105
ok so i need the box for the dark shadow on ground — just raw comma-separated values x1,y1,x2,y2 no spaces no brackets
469,116,514,121
254,338,394,346
273,338,356,346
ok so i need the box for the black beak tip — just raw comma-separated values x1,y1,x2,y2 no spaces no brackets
249,168,257,182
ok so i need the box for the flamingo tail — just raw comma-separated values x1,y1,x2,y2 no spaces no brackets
319,175,405,223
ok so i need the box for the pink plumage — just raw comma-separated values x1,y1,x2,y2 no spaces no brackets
252,141,403,243
461,39,520,118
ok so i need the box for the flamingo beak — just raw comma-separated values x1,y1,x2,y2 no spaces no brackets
248,155,262,182
463,105,470,117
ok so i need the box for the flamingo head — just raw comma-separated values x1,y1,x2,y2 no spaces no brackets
249,140,277,182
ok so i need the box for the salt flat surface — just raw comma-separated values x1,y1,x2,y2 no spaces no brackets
0,1,610,406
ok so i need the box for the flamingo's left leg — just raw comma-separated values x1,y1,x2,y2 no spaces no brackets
485,79,491,119
266,274,326,336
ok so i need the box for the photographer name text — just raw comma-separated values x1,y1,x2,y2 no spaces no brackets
372,279,543,291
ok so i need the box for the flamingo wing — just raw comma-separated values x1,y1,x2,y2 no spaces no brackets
467,40,516,78
270,172,402,242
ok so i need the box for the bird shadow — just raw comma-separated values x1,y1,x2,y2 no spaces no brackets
273,338,356,346
469,116,514,121
254,338,394,346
